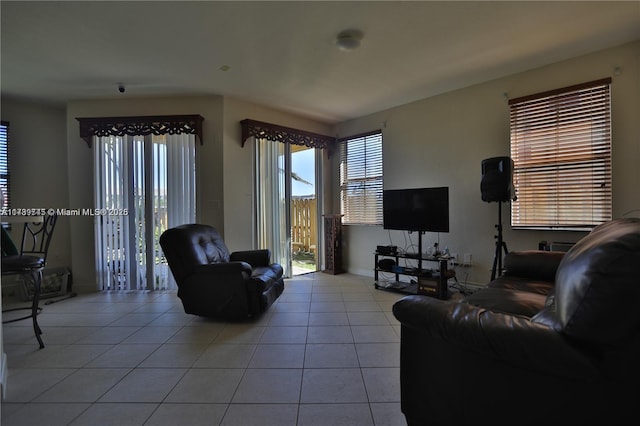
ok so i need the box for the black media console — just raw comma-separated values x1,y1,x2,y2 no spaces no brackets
374,250,453,300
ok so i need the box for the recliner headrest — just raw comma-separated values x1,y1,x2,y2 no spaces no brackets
159,224,230,282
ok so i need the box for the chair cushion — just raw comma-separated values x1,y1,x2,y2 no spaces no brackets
1,254,45,272
555,218,640,345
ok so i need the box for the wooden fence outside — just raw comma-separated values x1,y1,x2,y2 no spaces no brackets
291,196,317,253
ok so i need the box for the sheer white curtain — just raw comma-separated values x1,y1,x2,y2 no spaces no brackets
94,133,195,291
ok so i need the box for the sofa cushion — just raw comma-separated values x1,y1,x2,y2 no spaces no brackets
463,287,547,318
488,275,555,296
555,218,640,345
503,250,565,282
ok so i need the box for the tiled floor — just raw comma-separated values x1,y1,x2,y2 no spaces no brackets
1,272,407,426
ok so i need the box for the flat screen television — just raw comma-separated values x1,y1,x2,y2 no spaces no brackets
383,187,449,232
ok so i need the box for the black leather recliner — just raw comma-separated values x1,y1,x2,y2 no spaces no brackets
393,218,640,425
159,224,284,320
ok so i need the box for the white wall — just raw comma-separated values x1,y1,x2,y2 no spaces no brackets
334,41,640,285
0,99,70,270
65,96,224,293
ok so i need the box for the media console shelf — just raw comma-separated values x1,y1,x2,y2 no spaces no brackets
374,251,454,299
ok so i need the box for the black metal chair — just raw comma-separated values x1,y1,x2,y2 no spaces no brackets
2,213,58,348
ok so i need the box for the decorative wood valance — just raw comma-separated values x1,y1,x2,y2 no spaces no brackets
240,119,336,156
76,114,204,146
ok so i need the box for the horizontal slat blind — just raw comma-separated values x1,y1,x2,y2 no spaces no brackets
0,121,10,210
509,79,612,229
339,131,383,225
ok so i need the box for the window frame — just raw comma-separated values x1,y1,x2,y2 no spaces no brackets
509,78,612,231
338,130,383,226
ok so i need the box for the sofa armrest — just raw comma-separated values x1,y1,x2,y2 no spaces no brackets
502,250,565,281
230,249,271,267
392,295,598,379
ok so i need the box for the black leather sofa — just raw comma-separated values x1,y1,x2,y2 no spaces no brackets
393,218,640,425
160,224,284,320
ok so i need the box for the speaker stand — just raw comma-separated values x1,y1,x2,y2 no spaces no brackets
491,202,509,281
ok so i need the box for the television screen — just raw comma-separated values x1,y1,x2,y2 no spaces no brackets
383,187,449,232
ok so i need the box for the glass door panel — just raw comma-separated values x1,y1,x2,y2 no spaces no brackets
291,145,318,275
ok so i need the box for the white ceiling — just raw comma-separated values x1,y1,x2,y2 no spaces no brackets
2,1,639,123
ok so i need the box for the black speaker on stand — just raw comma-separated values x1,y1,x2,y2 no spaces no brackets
481,157,515,281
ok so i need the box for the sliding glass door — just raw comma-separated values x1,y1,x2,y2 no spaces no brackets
255,139,320,277
291,144,318,275
94,134,195,291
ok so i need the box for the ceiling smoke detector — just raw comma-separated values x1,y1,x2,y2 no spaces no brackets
336,29,363,51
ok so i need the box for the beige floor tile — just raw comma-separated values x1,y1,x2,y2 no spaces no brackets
232,369,303,403
268,312,309,326
361,367,401,402
165,369,244,403
304,343,359,368
98,368,186,402
308,311,349,326
306,325,354,344
138,342,208,368
69,402,158,426
350,325,400,343
34,368,131,402
221,403,299,426
248,344,306,368
145,403,228,426
370,402,406,426
85,343,160,368
259,326,308,344
355,342,400,367
3,368,74,402
2,402,90,426
297,403,374,426
192,343,256,368
300,368,368,403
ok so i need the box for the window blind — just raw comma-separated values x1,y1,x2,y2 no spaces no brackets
339,131,383,225
0,121,10,210
509,78,612,229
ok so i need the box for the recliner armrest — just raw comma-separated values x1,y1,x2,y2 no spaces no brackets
179,261,252,319
392,295,599,379
193,261,252,276
230,249,271,267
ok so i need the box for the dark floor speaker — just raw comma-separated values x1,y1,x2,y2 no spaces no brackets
481,156,514,202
